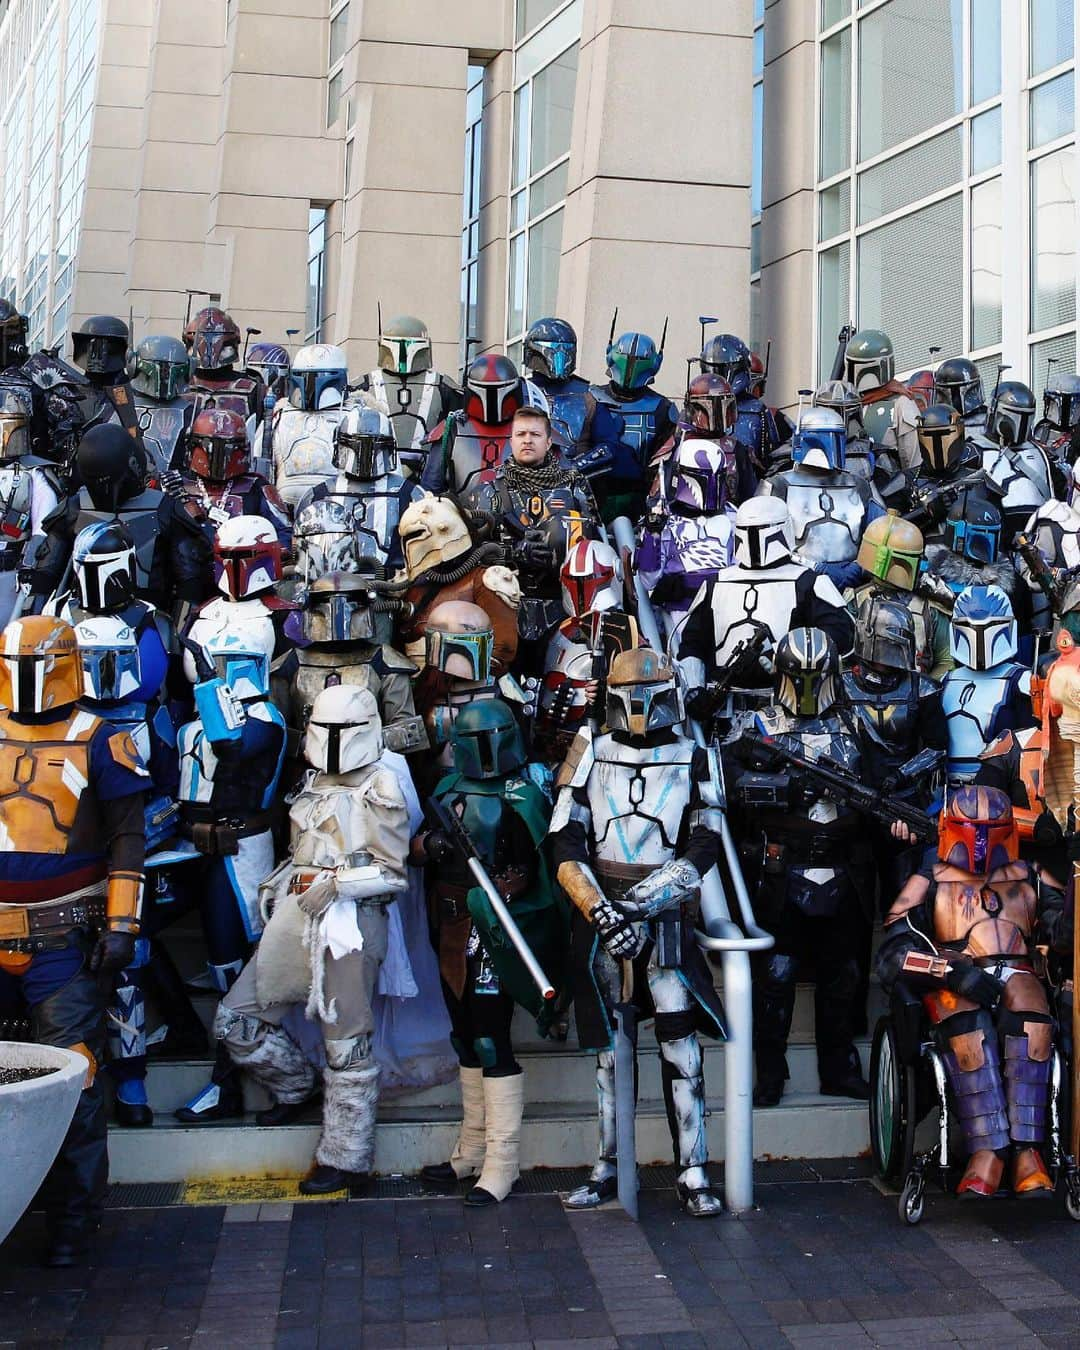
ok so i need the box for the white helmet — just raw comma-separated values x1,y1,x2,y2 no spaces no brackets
288,343,349,411
733,496,793,569
74,614,142,703
333,404,397,479
305,684,382,774
560,539,622,616
214,514,282,600
199,627,274,701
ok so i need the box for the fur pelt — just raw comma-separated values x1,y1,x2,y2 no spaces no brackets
220,1011,316,1105
315,1063,381,1173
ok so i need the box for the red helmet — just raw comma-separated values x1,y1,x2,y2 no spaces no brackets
188,407,249,482
560,539,621,617
749,352,766,398
938,786,1018,873
684,373,736,436
907,369,935,411
465,353,521,425
213,515,282,600
190,307,241,372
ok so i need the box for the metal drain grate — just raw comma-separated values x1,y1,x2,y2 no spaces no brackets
104,1182,184,1209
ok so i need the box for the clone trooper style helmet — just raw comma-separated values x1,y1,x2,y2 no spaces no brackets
733,496,793,569
245,342,290,393
0,616,81,715
464,353,520,424
424,600,494,682
214,515,282,600
774,626,840,716
813,380,866,439
792,406,846,471
452,698,526,779
854,595,916,673
189,307,241,372
670,438,733,514
289,344,349,411
302,571,378,644
857,511,923,591
333,404,396,478
0,299,28,370
844,328,895,394
377,314,432,376
699,333,751,395
130,335,190,403
74,614,142,703
683,373,737,437
202,628,273,700
916,403,965,475
945,487,1002,564
0,383,33,461
939,785,1018,872
987,380,1036,447
73,521,137,612
398,495,472,576
934,356,985,418
1042,372,1080,433
78,423,147,512
524,317,578,381
188,407,250,482
607,331,663,394
306,684,382,774
950,584,1017,670
71,315,129,381
561,538,621,616
606,647,682,738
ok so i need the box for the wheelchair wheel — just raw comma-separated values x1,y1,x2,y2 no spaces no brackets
1064,1169,1080,1222
870,1015,916,1185
898,1172,925,1225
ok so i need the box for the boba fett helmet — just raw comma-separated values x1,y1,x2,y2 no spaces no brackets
451,698,526,779
844,329,895,394
377,314,432,376
856,511,923,591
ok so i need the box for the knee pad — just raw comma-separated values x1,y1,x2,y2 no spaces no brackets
450,1034,480,1068
654,1010,698,1045
472,1036,497,1070
934,1008,996,1067
325,1035,372,1071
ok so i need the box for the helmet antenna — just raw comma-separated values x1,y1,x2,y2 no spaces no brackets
608,308,618,347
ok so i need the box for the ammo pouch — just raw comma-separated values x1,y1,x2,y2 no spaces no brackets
191,821,238,857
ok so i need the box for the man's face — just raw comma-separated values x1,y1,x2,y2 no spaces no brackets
510,416,550,466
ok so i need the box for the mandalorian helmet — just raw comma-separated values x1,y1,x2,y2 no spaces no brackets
73,521,137,612
214,515,282,600
333,404,396,479
74,614,142,703
188,407,249,482
813,380,866,439
398,495,472,576
855,594,916,673
945,487,1002,564
201,628,273,700
856,511,923,591
451,698,525,778
1042,372,1080,433
607,331,663,394
670,438,733,514
561,538,621,616
245,342,290,394
424,600,493,682
987,380,1036,448
130,335,190,403
71,315,129,382
189,307,241,373
0,383,33,461
377,314,432,376
950,584,1017,670
774,626,840,716
749,351,767,398
523,317,578,382
844,328,895,394
683,373,736,437
939,785,1017,871
302,570,378,644
934,356,985,418
699,333,751,395
0,616,81,715
0,299,28,370
916,403,965,475
792,406,846,471
606,646,682,738
734,496,792,568
77,422,147,512
289,343,349,411
306,684,382,773
464,353,521,424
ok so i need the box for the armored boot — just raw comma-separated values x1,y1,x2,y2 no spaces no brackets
565,1049,621,1209
660,1035,722,1217
938,1014,1010,1198
421,1064,486,1188
753,953,797,1107
816,954,869,1100
142,940,208,1058
107,938,153,1126
173,1041,245,1123
464,1071,524,1206
1004,1029,1053,1196
301,1056,380,1196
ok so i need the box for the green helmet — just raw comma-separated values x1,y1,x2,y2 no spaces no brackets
378,314,431,376
451,699,525,779
844,328,895,395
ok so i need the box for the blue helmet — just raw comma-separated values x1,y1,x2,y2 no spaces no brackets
700,333,751,395
607,331,662,393
945,487,1001,565
950,584,1017,670
523,317,578,381
792,407,846,471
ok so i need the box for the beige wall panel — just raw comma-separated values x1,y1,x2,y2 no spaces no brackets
348,189,461,240
92,106,143,151
357,0,510,52
582,0,752,40
105,0,152,26
154,1,223,47
215,135,340,199
82,187,133,226
96,63,149,108
72,271,129,318
139,142,219,192
129,191,209,243
355,41,468,89
232,15,325,78
85,146,140,192
760,248,814,409
146,92,222,145
564,178,752,252
213,194,311,233
77,228,131,275
763,0,815,63
129,239,213,289
221,73,324,135
762,188,815,268
103,24,151,66
216,228,309,311
359,85,468,196
150,44,224,95
761,41,814,211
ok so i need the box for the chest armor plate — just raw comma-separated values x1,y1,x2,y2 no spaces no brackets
0,462,32,547
288,775,378,869
980,440,1052,512
294,478,404,574
604,395,666,460
0,713,99,852
587,734,694,869
707,565,801,664
135,399,189,474
841,671,919,751
942,664,1026,780
370,369,441,452
449,418,509,497
273,409,342,505
931,862,1036,954
291,652,379,728
548,384,590,447
776,472,864,564
660,515,733,608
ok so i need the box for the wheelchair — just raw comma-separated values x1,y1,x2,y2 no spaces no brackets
868,982,1080,1225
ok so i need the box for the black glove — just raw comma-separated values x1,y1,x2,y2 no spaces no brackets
89,929,136,976
944,959,1003,1010
516,537,556,571
423,830,454,864
592,896,642,960
160,468,188,502
1034,803,1065,850
685,687,718,723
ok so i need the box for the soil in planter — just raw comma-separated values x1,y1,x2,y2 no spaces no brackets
0,1065,56,1085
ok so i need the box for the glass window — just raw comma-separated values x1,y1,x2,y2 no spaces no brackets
527,207,564,325
508,232,526,338
1031,331,1076,388
751,220,761,274
512,84,530,189
306,207,327,343
818,241,850,381
511,190,527,230
326,70,342,127
1030,0,1073,78
1031,147,1076,332
329,4,349,68
530,43,578,173
970,0,1001,105
820,27,851,180
516,0,565,40
819,178,850,240
858,0,964,162
971,177,1002,349
531,160,568,217
857,125,962,225
752,80,763,215
1030,71,1074,149
822,0,849,27
461,64,485,356
753,26,764,79
971,105,1002,173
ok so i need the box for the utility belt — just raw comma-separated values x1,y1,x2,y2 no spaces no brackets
595,860,653,902
973,955,1035,978
0,890,106,952
760,835,855,870
180,805,272,857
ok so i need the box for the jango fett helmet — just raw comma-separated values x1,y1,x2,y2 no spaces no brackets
934,356,985,418
949,584,1017,670
607,330,663,394
377,314,432,376
201,628,273,701
1042,371,1080,433
424,600,494,682
733,496,792,569
854,595,916,674
187,407,250,482
0,382,33,461
289,344,349,411
699,333,751,395
987,380,1036,447
844,329,895,394
451,698,525,779
130,335,190,403
302,570,379,644
916,403,965,475
73,614,142,704
306,684,383,774
214,515,283,600
791,406,846,471
561,538,621,616
77,422,148,512
333,404,396,479
605,647,682,738
189,307,241,373
73,520,138,612
683,373,737,438
774,626,840,716
0,616,81,715
0,299,28,370
944,486,1002,564
523,317,578,382
939,785,1018,872
813,380,866,439
856,511,923,591
71,315,129,380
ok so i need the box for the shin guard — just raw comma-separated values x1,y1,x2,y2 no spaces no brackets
1003,1035,1052,1145
938,1013,1009,1156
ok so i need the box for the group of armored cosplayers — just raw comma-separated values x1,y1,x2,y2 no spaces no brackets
0,292,1078,1264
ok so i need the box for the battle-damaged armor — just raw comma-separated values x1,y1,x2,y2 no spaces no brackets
270,344,350,507
878,787,1064,1197
293,405,422,578
361,313,462,476
813,379,898,490
0,618,147,1266
522,317,594,449
184,307,264,422
700,332,791,476
551,649,726,1216
130,335,194,475
851,512,951,678
844,328,925,463
180,408,291,548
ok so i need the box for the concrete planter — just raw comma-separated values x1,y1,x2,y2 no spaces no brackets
0,1042,86,1245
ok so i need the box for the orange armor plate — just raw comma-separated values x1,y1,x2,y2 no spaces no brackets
0,713,97,853
931,861,1037,955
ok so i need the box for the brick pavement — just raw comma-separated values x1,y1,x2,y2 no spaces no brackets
2,1164,1080,1347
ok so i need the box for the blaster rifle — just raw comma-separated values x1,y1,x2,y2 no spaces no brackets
905,468,989,529
829,323,855,383
1016,532,1069,617
704,628,770,711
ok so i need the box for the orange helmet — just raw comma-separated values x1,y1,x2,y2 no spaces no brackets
0,617,82,715
938,786,1018,873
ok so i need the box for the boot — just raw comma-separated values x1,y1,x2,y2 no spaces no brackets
661,1036,722,1218
421,1065,486,1187
753,1055,787,1108
565,1050,621,1209
464,1071,524,1206
957,1148,1004,1198
1012,1147,1053,1196
299,1162,369,1196
174,1042,245,1123
312,1061,380,1177
256,1094,320,1127
753,954,797,1108
142,941,209,1058
114,1078,154,1128
819,1046,870,1101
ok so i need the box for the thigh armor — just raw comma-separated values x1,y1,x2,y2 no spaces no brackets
767,469,866,565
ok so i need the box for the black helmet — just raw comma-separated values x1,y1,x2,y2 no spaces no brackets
0,299,29,371
699,333,751,395
986,379,1036,447
77,423,147,512
1042,372,1080,433
934,357,985,419
71,315,130,383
